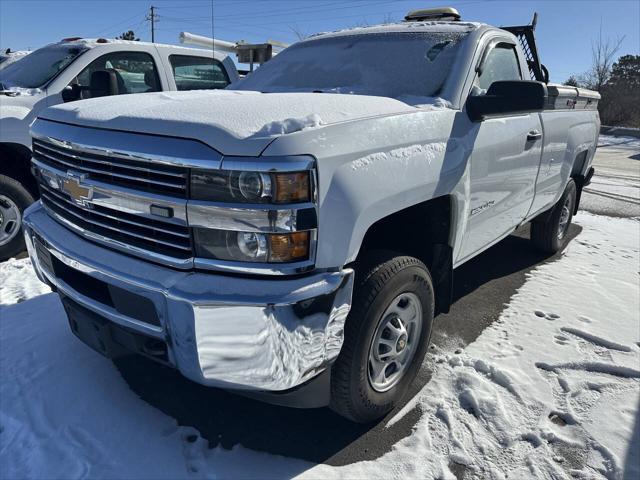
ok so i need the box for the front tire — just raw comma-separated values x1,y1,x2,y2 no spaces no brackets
0,175,34,261
330,252,434,423
531,179,577,254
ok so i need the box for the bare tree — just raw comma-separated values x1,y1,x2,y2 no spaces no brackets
563,75,580,87
580,24,625,91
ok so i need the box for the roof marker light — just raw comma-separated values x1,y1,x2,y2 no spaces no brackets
405,7,461,22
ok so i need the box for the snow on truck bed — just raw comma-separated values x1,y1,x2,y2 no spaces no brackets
1,213,638,479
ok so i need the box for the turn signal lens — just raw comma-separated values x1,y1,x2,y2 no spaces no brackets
269,231,309,262
274,172,310,203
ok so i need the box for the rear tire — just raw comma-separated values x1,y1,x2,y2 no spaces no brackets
531,179,577,254
330,251,434,423
0,175,34,261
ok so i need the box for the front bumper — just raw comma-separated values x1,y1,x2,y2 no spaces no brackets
23,202,353,399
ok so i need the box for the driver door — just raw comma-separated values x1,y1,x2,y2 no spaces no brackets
458,43,543,262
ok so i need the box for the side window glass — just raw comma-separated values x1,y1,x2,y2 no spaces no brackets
169,55,229,91
72,51,160,98
477,45,522,92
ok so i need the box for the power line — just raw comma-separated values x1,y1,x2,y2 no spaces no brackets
211,0,365,20
165,0,395,22
150,0,488,44
94,11,147,37
158,0,257,10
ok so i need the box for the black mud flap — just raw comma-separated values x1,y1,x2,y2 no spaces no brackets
432,243,453,315
574,167,595,214
584,167,595,186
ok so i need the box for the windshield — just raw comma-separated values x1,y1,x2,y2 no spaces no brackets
0,44,87,89
231,32,466,101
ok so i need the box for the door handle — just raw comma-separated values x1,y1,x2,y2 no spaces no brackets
527,130,542,141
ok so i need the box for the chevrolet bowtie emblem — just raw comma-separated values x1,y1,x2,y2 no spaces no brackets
62,173,92,205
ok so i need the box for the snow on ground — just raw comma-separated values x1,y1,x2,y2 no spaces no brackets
598,135,640,149
1,213,638,479
0,257,50,305
581,135,640,218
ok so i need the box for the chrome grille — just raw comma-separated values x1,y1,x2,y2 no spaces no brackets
39,182,193,260
32,138,188,197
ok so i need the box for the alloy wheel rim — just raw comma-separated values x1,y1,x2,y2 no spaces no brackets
368,292,423,392
0,195,21,247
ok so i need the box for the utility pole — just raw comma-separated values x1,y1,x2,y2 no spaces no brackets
146,5,157,43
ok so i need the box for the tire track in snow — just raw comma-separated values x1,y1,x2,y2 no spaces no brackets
535,362,640,379
560,327,632,352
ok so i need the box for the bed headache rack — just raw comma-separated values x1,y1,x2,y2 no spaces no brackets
502,13,549,83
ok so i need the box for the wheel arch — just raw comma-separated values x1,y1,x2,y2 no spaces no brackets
0,142,38,199
350,195,454,314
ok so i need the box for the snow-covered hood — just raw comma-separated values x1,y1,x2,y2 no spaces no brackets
0,90,42,119
38,90,419,156
0,90,45,145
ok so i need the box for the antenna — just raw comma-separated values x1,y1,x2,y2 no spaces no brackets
211,0,214,60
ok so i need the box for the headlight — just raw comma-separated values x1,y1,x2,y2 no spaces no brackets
238,172,271,202
194,229,310,263
191,169,311,204
189,160,316,272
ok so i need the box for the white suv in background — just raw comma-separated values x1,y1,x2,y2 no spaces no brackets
0,49,31,69
0,38,238,260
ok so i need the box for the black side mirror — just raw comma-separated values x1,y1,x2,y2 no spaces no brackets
61,84,82,102
467,80,547,122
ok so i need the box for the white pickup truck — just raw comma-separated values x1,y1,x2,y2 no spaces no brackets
23,9,599,422
0,49,31,69
0,38,238,260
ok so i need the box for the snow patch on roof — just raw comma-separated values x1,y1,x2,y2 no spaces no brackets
57,38,226,57
310,20,482,40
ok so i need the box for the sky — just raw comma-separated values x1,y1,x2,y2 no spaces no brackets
1,0,638,83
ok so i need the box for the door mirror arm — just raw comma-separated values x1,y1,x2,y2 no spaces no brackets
61,84,82,102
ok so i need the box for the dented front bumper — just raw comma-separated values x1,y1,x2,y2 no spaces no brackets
23,202,353,402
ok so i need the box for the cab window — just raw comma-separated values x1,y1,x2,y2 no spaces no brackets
477,44,522,91
169,55,229,91
73,51,160,98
